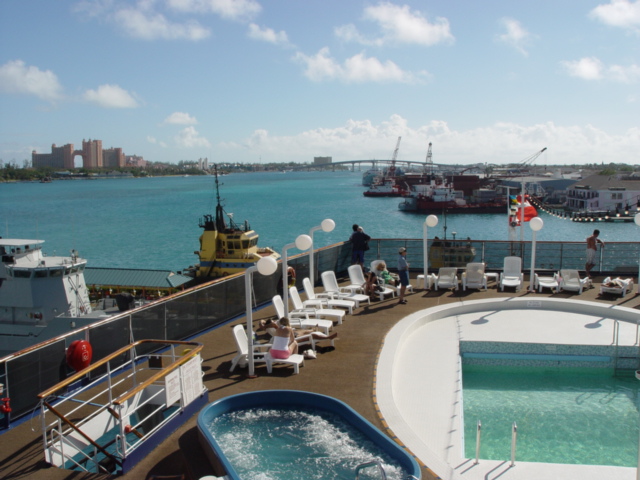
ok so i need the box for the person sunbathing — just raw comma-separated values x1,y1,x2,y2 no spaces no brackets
259,319,338,341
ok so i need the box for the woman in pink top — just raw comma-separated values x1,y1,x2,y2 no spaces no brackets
269,317,298,359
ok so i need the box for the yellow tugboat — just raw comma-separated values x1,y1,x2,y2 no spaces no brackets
192,166,280,279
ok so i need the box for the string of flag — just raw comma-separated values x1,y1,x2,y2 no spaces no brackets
527,196,640,223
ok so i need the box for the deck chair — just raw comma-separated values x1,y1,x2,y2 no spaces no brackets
599,276,633,298
272,295,333,334
320,271,371,307
349,264,395,301
371,260,409,295
302,277,354,314
229,324,270,372
462,263,487,291
289,286,345,325
559,269,590,294
500,256,523,292
433,268,459,291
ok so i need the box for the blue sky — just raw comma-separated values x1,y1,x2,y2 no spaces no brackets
0,0,638,166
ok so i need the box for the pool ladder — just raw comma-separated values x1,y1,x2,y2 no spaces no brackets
474,420,518,466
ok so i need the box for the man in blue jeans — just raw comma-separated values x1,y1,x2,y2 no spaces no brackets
350,224,371,267
397,247,409,304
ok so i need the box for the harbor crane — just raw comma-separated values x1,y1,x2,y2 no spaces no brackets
387,136,401,178
425,142,433,175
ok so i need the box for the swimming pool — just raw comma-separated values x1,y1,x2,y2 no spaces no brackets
463,366,639,467
376,298,640,480
197,390,421,479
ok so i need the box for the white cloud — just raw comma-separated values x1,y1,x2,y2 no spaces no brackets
83,84,139,108
561,57,640,83
293,48,428,84
174,126,211,148
248,23,290,46
0,60,63,101
113,8,210,40
590,0,640,32
163,112,198,125
166,0,261,21
147,135,168,148
335,2,454,46
223,116,640,165
496,18,535,56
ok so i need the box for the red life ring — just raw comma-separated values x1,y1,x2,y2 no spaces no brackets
66,340,93,372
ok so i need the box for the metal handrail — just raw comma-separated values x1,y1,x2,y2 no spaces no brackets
510,422,518,466
355,460,387,479
474,420,481,464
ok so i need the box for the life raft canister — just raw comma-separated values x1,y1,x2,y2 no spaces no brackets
66,340,93,372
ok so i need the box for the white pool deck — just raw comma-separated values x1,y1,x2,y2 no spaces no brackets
376,297,640,480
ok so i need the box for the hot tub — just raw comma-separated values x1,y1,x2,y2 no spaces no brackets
197,390,421,479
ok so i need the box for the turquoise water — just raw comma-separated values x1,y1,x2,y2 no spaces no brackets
206,407,406,480
462,366,640,467
1,170,637,271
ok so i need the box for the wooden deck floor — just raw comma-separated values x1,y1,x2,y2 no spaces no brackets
2,275,640,480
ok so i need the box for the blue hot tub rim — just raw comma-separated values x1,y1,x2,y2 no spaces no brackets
197,389,421,479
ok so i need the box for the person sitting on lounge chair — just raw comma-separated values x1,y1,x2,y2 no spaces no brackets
375,261,398,286
268,317,299,359
259,319,338,343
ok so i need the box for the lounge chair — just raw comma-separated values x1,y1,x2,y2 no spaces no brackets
272,295,333,334
600,277,634,298
231,324,304,374
289,286,345,325
347,264,395,301
559,269,590,294
534,273,560,293
500,256,523,292
320,271,371,307
461,263,487,291
433,268,459,291
302,277,354,314
229,324,269,372
370,260,410,295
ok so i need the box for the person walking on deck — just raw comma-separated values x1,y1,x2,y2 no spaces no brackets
397,247,410,304
585,229,604,278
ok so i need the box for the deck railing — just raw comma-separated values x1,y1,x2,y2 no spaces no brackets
1,238,639,428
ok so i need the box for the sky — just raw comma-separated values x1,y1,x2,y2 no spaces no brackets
0,0,639,167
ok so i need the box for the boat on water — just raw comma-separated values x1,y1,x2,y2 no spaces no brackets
187,166,280,280
398,178,506,214
362,167,383,186
363,177,407,197
427,213,476,268
0,239,111,355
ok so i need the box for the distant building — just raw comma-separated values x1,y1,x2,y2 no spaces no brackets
126,155,147,168
198,157,209,170
81,139,103,168
32,144,75,168
314,156,332,165
566,174,640,213
103,147,125,168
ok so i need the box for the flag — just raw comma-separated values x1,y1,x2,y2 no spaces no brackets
515,194,538,222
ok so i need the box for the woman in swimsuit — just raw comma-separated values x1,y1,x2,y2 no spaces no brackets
269,317,298,359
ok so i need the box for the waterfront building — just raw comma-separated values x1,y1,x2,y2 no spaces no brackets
102,147,125,168
32,143,75,168
566,174,640,213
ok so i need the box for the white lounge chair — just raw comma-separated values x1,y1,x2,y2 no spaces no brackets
229,324,269,372
462,263,487,291
289,286,345,325
534,273,560,293
348,264,395,301
231,324,304,374
500,256,523,292
370,260,409,296
302,277,354,314
600,277,634,298
559,269,590,294
433,268,459,291
272,295,333,334
320,271,371,307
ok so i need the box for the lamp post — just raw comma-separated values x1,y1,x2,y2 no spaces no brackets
423,215,438,289
635,214,640,294
529,217,544,292
282,234,313,317
308,219,335,285
245,256,278,377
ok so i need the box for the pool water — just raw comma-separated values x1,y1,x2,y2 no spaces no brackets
206,407,406,480
462,366,640,467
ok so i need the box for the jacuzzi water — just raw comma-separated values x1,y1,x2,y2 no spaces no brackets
463,366,640,466
205,406,407,479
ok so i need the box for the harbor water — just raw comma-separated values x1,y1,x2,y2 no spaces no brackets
2,170,638,272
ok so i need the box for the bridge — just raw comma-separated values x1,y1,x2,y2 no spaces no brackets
294,159,435,171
